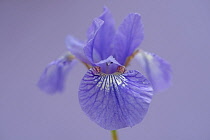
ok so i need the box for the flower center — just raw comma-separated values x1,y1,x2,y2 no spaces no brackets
92,66,126,75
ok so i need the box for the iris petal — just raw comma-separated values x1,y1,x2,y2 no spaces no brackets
84,18,104,64
66,36,89,64
37,54,75,94
113,13,144,65
135,51,172,92
87,7,115,60
79,68,153,130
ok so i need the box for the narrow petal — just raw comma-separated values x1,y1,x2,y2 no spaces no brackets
84,18,104,64
37,53,76,94
135,51,172,92
113,13,144,65
79,68,153,130
66,35,89,64
87,7,115,60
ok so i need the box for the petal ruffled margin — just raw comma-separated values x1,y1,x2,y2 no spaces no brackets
89,7,115,60
135,51,172,93
79,68,153,130
84,18,104,64
37,53,76,94
113,13,144,65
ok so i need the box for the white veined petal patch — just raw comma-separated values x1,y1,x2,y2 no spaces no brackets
78,68,153,130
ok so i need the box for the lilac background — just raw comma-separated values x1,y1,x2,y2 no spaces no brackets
1,1,210,140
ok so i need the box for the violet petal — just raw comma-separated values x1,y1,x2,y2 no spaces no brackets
37,55,76,94
87,7,115,60
79,68,153,130
84,18,104,64
66,36,89,64
113,13,144,65
136,51,172,92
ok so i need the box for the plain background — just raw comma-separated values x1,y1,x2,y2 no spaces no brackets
1,0,210,140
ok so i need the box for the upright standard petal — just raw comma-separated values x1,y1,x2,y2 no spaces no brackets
66,36,89,64
79,68,153,130
37,54,75,94
84,18,104,64
113,13,144,65
135,51,172,92
87,7,115,60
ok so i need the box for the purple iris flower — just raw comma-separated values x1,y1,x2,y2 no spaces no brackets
38,7,171,130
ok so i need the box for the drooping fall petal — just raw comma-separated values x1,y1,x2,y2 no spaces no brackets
66,35,89,64
79,68,153,130
135,51,172,92
37,54,75,94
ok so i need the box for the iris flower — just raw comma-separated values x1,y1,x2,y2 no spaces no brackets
38,7,171,130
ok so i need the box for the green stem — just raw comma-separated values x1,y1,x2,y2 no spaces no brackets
111,130,118,140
